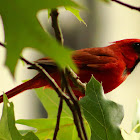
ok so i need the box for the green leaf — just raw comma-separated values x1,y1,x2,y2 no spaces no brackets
132,99,140,133
19,129,36,135
101,0,111,2
47,9,52,19
0,0,79,74
66,7,87,25
35,88,72,118
121,99,140,139
0,94,39,140
17,118,75,140
16,88,90,140
79,76,124,140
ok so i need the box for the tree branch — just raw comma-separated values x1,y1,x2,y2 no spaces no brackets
50,9,64,44
50,8,87,140
20,57,69,100
50,9,65,139
21,57,85,140
0,42,5,47
61,72,88,140
112,0,140,12
65,68,86,95
53,98,63,140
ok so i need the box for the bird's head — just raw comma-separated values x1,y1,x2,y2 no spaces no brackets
114,39,140,55
112,39,140,71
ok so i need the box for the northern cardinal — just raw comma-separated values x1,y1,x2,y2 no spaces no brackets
0,38,140,103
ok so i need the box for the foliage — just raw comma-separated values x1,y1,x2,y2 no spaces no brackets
80,76,124,140
0,0,140,140
0,0,81,74
132,99,140,133
0,94,39,140
16,88,90,140
1,79,124,139
121,129,140,140
120,99,140,140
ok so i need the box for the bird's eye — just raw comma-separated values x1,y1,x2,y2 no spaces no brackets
132,42,140,53
132,42,140,48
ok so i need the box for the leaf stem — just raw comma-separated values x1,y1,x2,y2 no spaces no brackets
112,0,140,12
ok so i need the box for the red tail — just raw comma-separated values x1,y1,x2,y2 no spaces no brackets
0,74,48,103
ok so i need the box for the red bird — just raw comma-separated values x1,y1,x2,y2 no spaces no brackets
0,39,140,103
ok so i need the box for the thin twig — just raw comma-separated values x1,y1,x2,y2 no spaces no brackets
50,9,65,139
61,71,84,140
21,57,85,140
112,0,140,12
65,68,86,95
50,9,64,44
70,104,84,140
50,8,85,139
0,42,5,47
50,8,87,140
61,72,88,140
53,98,63,140
20,57,69,100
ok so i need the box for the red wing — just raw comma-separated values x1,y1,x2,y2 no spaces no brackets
72,47,117,70
29,47,117,71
